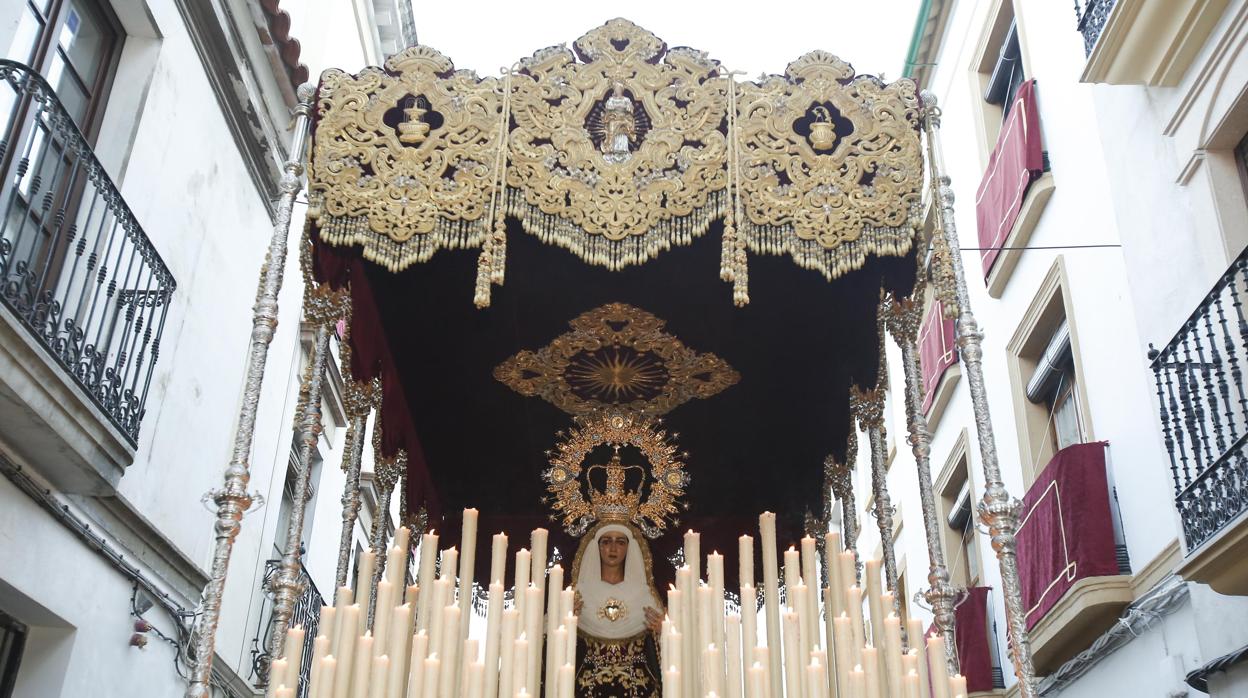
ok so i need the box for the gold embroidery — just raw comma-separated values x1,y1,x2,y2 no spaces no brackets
577,634,659,698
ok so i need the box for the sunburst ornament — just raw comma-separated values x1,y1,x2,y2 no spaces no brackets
544,411,688,538
494,303,740,417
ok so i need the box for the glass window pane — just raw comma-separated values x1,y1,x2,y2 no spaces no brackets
57,0,111,87
44,53,89,125
5,7,44,64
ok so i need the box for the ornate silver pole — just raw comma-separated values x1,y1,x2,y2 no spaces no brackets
186,84,315,698
827,431,862,584
265,315,333,669
920,91,1038,696
334,332,376,589
367,486,394,627
852,385,902,620
885,294,960,672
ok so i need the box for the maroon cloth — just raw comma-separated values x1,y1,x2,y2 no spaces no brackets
955,586,995,694
975,79,1044,277
918,301,957,414
1017,442,1117,631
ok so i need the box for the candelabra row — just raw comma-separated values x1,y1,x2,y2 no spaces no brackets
265,509,969,698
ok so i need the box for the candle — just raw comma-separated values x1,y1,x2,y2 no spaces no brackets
427,577,451,663
667,666,684,698
746,662,765,698
883,614,904,698
405,584,419,608
334,608,359,698
563,612,577,670
806,656,828,698
266,659,288,698
498,610,519,698
849,666,865,698
386,542,406,588
822,587,836,692
738,535,754,587
684,530,701,583
440,548,458,593
708,552,726,653
386,605,413,696
490,533,509,585
698,585,715,661
460,639,479,698
404,632,428,698
351,632,374,698
560,587,575,621
864,560,883,650
812,651,830,698
782,612,802,698
927,635,951,698
903,669,922,698
308,635,330,698
373,581,396,653
416,532,438,632
862,647,881,698
950,674,968,698
530,529,549,589
285,626,306,688
846,587,865,669
906,618,924,654
824,533,844,620
545,573,565,697
513,635,529,695
483,582,504,698
459,508,479,643
800,536,819,649
793,583,811,659
438,606,461,698
552,626,569,681
832,615,853,698
524,585,543,696
740,585,758,655
902,654,919,698
783,547,801,595
467,661,485,698
314,656,336,698
676,566,695,698
420,654,440,698
838,551,856,595
394,527,411,571
355,550,377,609
704,644,725,697
910,647,929,698
725,615,744,698
758,512,782,698
319,606,338,656
367,654,389,698
513,549,531,627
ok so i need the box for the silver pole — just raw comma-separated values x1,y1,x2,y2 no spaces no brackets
853,386,902,617
920,90,1038,696
367,486,394,627
186,84,315,698
886,294,961,672
334,410,368,589
827,432,862,584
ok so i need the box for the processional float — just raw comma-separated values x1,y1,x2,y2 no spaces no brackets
186,19,1039,698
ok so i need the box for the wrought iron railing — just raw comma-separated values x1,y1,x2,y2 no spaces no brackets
1074,0,1119,56
250,558,324,696
1150,251,1248,552
0,60,175,445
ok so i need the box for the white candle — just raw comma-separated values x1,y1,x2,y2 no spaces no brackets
387,605,413,695
420,654,440,698
862,647,881,698
513,549,531,628
704,644,725,697
438,606,461,698
315,656,336,698
440,548,458,594
285,625,306,688
864,560,883,651
490,533,509,585
466,661,485,698
927,635,951,698
806,656,827,698
824,533,844,621
758,512,782,698
405,584,420,608
883,614,904,698
404,631,428,698
698,585,715,664
793,583,811,659
559,663,574,698
746,662,765,698
740,585,757,656
459,509,479,642
393,527,411,573
849,665,866,698
903,669,922,698
373,581,396,654
498,610,519,698
838,552,856,598
319,606,338,657
334,608,359,698
367,655,389,698
812,651,829,698
551,626,569,683
667,666,684,698
901,655,920,698
513,635,529,695
684,531,701,584
308,635,330,698
529,529,549,589
708,552,726,652
386,543,407,588
909,646,930,698
483,582,505,698
725,615,744,698
427,576,451,664
783,547,801,597
356,550,378,609
677,566,696,698
738,536,754,588
822,588,836,693
800,536,820,649
266,659,288,698
950,674,968,698
461,639,479,697
351,632,374,698
563,612,577,671
560,587,575,621
782,612,802,698
832,615,853,698
416,532,438,632
545,572,564,697
846,587,866,669
524,585,543,696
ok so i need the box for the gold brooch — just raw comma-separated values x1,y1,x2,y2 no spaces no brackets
599,598,628,622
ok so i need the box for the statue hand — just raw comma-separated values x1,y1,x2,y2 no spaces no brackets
643,606,664,634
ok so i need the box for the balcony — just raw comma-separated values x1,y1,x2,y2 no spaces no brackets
1076,0,1230,86
949,587,1006,696
250,559,325,695
1151,251,1248,594
0,61,175,493
1015,442,1133,673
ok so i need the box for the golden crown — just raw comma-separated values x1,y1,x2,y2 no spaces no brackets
544,412,688,538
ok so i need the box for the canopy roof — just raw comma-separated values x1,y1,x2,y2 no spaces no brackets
307,19,925,587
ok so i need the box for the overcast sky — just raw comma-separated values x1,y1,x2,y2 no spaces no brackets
407,0,923,82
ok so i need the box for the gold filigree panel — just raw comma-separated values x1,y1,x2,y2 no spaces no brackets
505,19,729,270
733,52,923,281
308,47,505,271
494,303,739,417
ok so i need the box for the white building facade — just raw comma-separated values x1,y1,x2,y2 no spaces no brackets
858,0,1248,696
0,1,413,696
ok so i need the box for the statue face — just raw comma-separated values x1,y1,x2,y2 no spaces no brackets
598,532,629,569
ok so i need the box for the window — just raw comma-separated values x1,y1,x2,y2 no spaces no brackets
6,0,123,139
1026,321,1086,454
984,21,1024,123
0,610,25,698
1237,133,1248,208
937,433,982,591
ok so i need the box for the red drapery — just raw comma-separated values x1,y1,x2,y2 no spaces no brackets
1017,442,1118,631
975,79,1044,278
918,301,957,414
954,586,995,694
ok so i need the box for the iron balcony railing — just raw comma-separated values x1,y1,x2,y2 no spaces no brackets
0,60,175,446
1074,0,1119,57
251,558,324,696
1149,250,1248,553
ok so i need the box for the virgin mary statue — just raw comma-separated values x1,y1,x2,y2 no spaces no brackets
571,521,664,697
